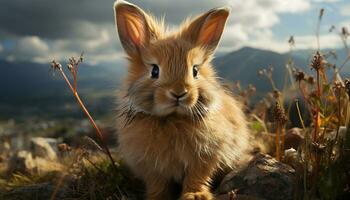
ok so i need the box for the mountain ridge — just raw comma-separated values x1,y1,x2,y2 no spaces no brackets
0,47,348,120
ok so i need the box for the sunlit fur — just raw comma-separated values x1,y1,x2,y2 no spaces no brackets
114,1,252,200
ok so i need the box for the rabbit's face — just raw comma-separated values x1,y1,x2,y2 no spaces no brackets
130,40,219,116
115,1,229,117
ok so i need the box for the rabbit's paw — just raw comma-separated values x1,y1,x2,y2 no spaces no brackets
180,191,213,200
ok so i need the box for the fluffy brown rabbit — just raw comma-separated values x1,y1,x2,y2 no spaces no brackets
114,1,253,199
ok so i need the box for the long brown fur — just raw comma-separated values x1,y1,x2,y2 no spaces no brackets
114,1,253,199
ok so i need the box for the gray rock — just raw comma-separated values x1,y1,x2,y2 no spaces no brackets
30,137,58,161
217,153,296,200
284,128,304,150
8,150,36,174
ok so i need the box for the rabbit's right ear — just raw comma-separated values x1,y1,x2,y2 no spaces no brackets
114,1,155,56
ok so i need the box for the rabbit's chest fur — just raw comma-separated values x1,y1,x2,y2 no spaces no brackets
116,95,251,182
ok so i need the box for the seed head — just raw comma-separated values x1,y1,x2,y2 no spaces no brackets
273,89,281,99
66,63,74,72
248,84,256,94
306,76,315,85
258,69,264,76
294,70,305,82
329,25,336,33
333,81,344,99
288,36,295,47
319,8,324,20
50,60,62,71
310,51,324,71
79,52,84,63
273,101,288,125
344,78,350,98
69,57,76,65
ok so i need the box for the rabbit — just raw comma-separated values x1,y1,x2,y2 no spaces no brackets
113,1,253,199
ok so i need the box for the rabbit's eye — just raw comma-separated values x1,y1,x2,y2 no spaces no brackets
151,64,159,79
193,65,199,78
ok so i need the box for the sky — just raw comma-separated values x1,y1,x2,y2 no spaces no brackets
0,0,349,65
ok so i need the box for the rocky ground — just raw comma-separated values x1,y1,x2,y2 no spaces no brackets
0,120,348,200
0,135,302,199
1,148,299,200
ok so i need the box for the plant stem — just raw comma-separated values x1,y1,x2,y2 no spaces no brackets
276,123,280,161
281,126,285,154
313,69,322,142
58,68,118,172
338,56,350,74
296,99,308,199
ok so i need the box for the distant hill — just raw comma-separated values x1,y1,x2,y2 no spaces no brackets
0,47,348,120
291,48,349,68
214,47,308,93
0,59,126,120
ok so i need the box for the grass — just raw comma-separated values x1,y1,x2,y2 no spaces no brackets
0,149,144,200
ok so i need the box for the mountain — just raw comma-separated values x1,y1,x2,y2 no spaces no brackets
214,47,307,93
0,60,126,120
0,47,348,120
214,47,349,94
291,48,349,68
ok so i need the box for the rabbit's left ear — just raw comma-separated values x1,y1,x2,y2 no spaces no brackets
181,7,230,53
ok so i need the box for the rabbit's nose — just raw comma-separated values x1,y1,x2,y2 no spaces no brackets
170,90,188,100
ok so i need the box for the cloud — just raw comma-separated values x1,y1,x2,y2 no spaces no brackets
312,0,340,2
339,20,350,29
241,33,342,53
0,0,332,64
4,36,49,63
213,0,311,52
0,0,311,39
49,25,124,65
124,0,311,53
1,29,122,65
0,0,116,39
340,3,350,16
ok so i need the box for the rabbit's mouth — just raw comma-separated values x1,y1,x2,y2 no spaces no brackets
153,96,211,118
153,102,191,116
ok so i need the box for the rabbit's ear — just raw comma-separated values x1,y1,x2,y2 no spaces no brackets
182,8,230,53
114,1,156,56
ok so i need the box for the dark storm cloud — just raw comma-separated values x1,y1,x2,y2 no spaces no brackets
0,0,227,39
0,0,115,39
129,0,228,23
2,0,332,63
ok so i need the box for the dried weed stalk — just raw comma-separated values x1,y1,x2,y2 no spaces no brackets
50,54,117,172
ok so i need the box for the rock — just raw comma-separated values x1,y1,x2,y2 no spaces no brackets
7,151,63,174
30,137,58,161
283,148,299,166
35,157,64,173
284,128,304,150
283,148,303,174
325,126,347,140
217,153,296,200
8,150,36,174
